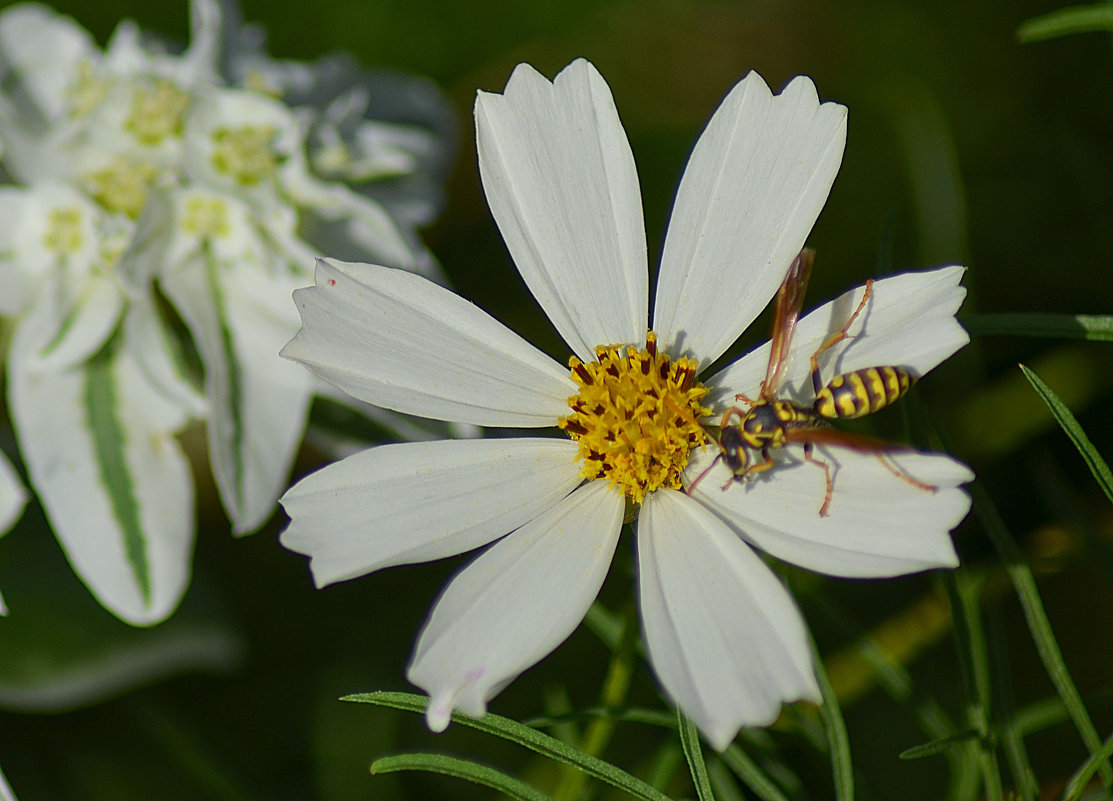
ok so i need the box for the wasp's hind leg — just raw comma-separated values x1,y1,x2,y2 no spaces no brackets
876,452,938,494
802,441,835,516
810,279,875,395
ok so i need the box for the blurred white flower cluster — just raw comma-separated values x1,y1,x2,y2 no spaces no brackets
0,0,454,624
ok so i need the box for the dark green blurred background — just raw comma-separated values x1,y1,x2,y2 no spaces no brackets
2,0,1113,799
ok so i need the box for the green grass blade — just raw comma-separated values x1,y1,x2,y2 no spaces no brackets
1063,730,1113,800
1020,364,1113,505
899,730,980,760
962,313,1113,340
971,483,1113,789
1018,3,1113,41
813,641,854,801
677,710,715,801
344,691,674,801
718,744,791,801
370,753,555,801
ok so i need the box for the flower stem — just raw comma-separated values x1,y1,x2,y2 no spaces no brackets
554,598,639,801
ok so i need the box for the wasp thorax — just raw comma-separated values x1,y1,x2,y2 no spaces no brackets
558,331,710,503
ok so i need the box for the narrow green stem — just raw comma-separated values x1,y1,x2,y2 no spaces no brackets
554,600,640,801
971,482,1113,789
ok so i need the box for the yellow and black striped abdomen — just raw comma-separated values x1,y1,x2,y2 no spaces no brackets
813,366,916,420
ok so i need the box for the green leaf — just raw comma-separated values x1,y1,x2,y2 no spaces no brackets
1063,730,1113,801
344,691,675,801
946,569,1004,801
370,754,555,801
971,482,1113,789
813,643,854,801
677,710,715,801
963,313,1113,341
1020,364,1113,505
718,744,791,801
1018,3,1113,42
898,730,980,760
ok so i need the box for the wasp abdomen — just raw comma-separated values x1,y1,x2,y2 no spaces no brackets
814,366,916,420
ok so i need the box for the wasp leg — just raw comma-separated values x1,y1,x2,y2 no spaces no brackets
687,452,724,495
810,279,875,396
728,446,775,490
876,453,938,493
733,390,759,406
802,441,834,516
720,405,748,428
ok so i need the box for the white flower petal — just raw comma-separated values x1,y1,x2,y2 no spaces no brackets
281,437,583,587
0,450,27,536
0,448,26,616
283,258,575,427
8,296,193,625
476,59,647,362
706,266,968,409
0,763,15,800
687,444,970,578
653,74,847,367
407,479,623,730
638,488,819,750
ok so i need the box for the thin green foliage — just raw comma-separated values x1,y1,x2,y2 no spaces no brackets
706,758,746,801
898,730,980,761
555,601,639,801
718,744,792,801
370,753,556,801
677,710,716,801
1018,3,1113,41
1020,364,1113,505
970,483,1113,789
962,313,1113,340
1063,730,1113,801
986,603,1039,801
947,569,1003,801
812,640,854,801
344,691,674,801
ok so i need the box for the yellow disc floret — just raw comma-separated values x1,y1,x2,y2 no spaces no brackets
558,331,711,504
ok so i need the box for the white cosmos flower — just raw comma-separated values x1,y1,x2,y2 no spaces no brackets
280,59,972,750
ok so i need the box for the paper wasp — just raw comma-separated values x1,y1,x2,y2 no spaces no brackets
689,248,937,516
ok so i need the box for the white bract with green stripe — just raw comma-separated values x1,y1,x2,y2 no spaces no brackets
0,0,449,624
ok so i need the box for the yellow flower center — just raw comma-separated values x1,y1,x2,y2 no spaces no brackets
42,207,86,254
82,159,159,219
210,124,279,186
558,331,710,504
180,195,232,239
125,82,189,145
66,61,109,118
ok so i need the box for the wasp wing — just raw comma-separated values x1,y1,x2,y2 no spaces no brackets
761,248,815,400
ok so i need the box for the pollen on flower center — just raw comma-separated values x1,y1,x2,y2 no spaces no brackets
210,124,279,186
125,81,189,146
558,331,711,504
82,159,158,219
181,195,232,239
42,207,86,255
